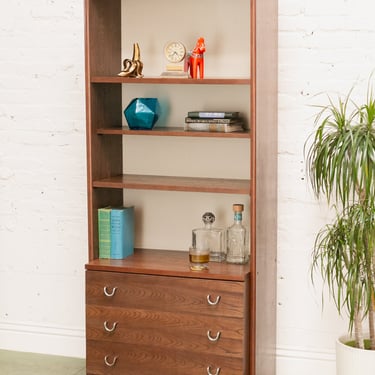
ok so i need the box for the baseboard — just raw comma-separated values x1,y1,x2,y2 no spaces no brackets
277,345,336,375
277,345,335,361
0,321,85,358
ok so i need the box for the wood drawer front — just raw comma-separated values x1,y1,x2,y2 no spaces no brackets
86,305,246,358
86,339,245,375
86,270,248,318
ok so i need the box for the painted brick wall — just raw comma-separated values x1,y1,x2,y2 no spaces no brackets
0,1,87,357
278,0,375,374
1,0,374,372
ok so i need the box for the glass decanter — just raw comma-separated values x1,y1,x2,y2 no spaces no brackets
192,212,226,262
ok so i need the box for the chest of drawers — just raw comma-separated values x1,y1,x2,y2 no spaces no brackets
86,270,250,374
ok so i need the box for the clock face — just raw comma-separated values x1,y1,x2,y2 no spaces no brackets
164,41,186,63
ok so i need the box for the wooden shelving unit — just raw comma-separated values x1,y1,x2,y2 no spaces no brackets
84,0,277,374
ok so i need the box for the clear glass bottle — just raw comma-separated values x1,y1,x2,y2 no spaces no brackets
226,204,249,264
192,212,226,262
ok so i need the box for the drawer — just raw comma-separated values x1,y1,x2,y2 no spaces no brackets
86,339,245,375
86,270,248,318
86,305,246,358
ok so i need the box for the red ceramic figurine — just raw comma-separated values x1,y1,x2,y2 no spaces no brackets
186,37,206,79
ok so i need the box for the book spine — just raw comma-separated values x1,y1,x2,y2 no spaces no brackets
184,122,244,133
187,111,239,119
110,207,135,259
98,207,111,259
185,117,239,124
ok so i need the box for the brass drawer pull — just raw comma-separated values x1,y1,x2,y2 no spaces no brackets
207,330,221,342
103,321,118,333
207,366,221,375
104,355,118,367
207,295,221,305
103,286,117,297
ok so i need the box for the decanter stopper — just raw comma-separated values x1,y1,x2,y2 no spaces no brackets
202,212,215,227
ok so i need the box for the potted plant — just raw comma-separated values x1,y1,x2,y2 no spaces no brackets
305,81,375,374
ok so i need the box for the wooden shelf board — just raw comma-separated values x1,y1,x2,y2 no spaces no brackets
91,76,251,85
86,249,250,282
97,126,251,138
92,174,251,195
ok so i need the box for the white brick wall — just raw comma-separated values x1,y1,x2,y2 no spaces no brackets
0,1,87,357
1,0,374,372
278,0,375,374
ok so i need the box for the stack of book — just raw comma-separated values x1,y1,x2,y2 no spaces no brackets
98,206,134,259
184,111,245,133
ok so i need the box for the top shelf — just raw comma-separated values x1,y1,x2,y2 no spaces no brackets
91,76,251,85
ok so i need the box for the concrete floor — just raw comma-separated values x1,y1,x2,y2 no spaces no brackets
0,350,85,375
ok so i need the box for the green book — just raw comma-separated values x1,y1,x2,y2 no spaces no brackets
98,207,111,258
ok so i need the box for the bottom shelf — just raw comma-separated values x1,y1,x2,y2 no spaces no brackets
86,248,250,282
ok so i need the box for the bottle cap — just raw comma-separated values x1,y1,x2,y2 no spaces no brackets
233,204,244,212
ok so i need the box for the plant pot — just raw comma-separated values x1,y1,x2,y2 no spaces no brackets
336,334,375,375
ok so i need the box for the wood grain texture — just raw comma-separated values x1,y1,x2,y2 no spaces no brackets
86,270,248,315
86,339,245,375
87,306,244,356
97,126,251,139
92,174,251,195
85,0,123,261
86,249,250,281
86,269,250,374
91,76,251,85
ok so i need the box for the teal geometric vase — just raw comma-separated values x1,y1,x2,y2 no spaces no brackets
124,98,160,130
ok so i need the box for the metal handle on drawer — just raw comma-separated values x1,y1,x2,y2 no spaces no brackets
103,321,118,333
207,330,221,342
207,366,221,375
104,355,118,367
207,295,221,305
103,286,117,297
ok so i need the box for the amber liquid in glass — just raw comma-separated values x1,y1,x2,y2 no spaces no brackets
189,248,209,270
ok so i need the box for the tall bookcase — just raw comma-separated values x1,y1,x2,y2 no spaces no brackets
84,0,277,374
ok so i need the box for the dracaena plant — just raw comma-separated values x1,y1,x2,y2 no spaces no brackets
305,81,375,350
